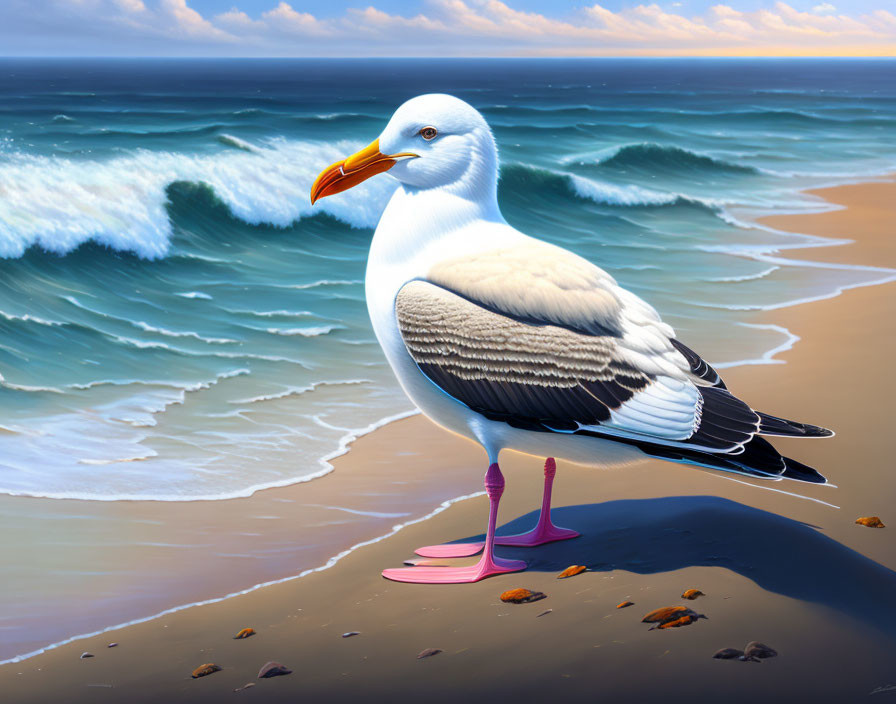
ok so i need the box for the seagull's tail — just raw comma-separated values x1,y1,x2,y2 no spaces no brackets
755,411,834,438
640,434,828,485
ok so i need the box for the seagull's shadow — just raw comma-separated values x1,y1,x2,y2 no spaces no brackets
456,496,896,634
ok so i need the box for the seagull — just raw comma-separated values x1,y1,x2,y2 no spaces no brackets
310,94,833,584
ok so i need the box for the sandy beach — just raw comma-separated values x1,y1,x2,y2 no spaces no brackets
2,177,894,703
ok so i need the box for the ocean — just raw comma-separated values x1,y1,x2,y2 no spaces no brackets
0,57,894,662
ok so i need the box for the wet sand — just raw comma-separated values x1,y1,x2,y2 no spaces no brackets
1,178,894,702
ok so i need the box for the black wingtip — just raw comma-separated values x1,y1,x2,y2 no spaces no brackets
757,412,834,438
613,432,828,486
781,456,828,484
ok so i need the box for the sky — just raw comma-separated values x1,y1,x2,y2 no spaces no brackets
1,0,894,57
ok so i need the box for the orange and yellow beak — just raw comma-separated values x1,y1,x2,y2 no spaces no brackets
310,140,416,204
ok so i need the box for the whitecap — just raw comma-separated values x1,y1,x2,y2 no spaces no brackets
0,309,65,327
133,321,237,345
226,308,316,318
566,173,681,207
290,279,363,289
217,134,256,153
264,325,342,337
0,137,396,260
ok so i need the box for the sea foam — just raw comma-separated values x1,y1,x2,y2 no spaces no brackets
0,138,396,260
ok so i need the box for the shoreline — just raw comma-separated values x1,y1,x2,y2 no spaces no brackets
2,176,895,666
2,176,895,701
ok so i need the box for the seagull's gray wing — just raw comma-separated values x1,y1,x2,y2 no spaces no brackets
395,278,756,452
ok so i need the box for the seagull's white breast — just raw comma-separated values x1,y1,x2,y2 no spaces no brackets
364,186,526,450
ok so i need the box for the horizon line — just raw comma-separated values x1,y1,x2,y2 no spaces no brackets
2,54,895,60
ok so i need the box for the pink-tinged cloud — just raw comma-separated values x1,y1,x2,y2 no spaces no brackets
2,0,895,56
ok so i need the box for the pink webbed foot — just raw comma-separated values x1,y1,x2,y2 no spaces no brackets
383,462,528,584
413,458,579,559
383,555,526,584
413,541,485,558
413,527,579,558
496,523,580,547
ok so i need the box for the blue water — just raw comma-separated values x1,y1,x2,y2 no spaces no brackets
0,58,894,502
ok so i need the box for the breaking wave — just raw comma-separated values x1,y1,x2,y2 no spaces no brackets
500,163,715,210
0,138,396,260
595,143,760,175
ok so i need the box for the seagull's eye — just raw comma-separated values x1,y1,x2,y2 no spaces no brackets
419,126,438,141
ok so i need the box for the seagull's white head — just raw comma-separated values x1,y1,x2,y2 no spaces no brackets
311,94,497,205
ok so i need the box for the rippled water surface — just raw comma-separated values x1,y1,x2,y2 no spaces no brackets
1,58,894,500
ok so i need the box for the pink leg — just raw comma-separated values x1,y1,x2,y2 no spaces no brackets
382,463,527,584
414,458,580,559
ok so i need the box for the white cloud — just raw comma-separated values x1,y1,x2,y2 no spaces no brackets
1,0,895,56
114,0,146,12
159,0,232,39
261,2,329,35
213,8,259,31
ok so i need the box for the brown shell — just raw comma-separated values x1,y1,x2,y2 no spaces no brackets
500,588,547,604
557,565,587,579
641,606,688,623
233,627,256,639
856,516,885,528
681,589,705,600
192,663,222,679
657,614,697,629
616,600,634,609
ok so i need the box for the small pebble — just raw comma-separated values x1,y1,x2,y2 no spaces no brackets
233,627,256,640
713,648,744,660
856,516,885,528
258,661,292,679
107,643,118,648
234,682,256,692
191,663,221,679
743,641,777,661
80,652,94,659
616,601,634,609
681,589,704,600
417,648,443,659
500,588,547,604
342,631,360,638
557,565,587,579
